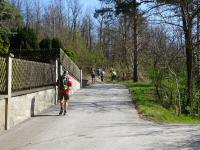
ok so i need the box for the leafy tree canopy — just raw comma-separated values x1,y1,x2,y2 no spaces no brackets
0,1,23,27
0,26,10,54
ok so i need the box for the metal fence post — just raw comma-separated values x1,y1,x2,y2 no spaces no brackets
5,53,13,130
55,59,58,104
60,65,63,75
80,69,82,88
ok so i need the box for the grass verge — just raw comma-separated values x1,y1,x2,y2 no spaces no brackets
122,80,200,124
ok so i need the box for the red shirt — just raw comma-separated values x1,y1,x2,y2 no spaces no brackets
58,76,73,94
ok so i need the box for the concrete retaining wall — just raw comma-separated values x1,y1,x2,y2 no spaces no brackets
0,98,5,133
8,88,55,129
70,76,81,95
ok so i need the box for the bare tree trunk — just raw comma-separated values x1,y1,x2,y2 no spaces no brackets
197,1,200,75
25,0,31,27
132,0,138,82
34,0,41,36
99,18,103,51
181,6,193,113
70,0,81,42
57,0,64,30
88,17,92,50
123,15,129,79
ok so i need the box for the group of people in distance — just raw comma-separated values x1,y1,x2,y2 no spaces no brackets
91,68,105,83
91,67,117,84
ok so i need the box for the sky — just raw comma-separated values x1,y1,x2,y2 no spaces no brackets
80,0,101,10
41,0,101,11
40,0,101,16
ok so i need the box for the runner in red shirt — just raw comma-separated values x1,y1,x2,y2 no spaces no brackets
57,70,72,115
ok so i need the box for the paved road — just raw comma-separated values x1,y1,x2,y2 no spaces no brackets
0,84,200,150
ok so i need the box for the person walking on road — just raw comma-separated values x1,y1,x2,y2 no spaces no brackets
100,69,105,82
111,68,117,81
91,68,96,84
57,70,72,115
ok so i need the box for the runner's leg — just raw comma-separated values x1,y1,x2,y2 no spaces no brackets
59,94,64,115
63,94,69,115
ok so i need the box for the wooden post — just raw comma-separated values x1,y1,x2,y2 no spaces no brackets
5,54,13,130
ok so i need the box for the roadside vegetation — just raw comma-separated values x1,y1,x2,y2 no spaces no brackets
122,81,200,124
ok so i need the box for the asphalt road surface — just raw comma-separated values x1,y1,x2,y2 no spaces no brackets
0,84,200,150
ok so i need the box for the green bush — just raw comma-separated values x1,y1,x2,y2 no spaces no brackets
39,38,52,49
63,48,77,63
190,89,200,115
52,38,63,49
10,27,39,50
149,67,185,115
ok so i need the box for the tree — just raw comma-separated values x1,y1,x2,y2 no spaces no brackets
9,0,23,11
10,27,39,50
0,1,23,53
96,0,141,82
0,27,10,54
9,0,109,72
152,0,200,113
81,14,94,50
34,0,42,35
0,1,23,28
69,0,82,41
195,1,200,78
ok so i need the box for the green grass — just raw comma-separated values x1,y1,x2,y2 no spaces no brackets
122,80,200,124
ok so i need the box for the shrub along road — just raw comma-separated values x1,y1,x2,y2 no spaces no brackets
0,84,200,150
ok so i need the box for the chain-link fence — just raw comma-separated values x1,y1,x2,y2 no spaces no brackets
59,49,80,81
0,56,6,94
12,58,55,92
